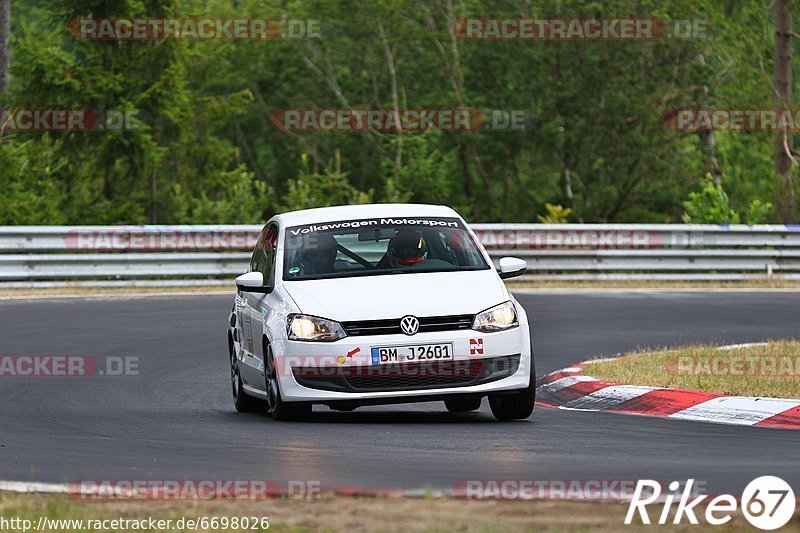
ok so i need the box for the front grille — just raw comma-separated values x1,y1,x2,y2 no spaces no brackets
342,314,474,336
345,360,482,390
293,354,520,393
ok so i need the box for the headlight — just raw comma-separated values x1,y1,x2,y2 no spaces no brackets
287,314,347,342
472,301,518,332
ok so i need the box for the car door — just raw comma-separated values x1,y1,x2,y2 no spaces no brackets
240,223,279,389
236,226,265,387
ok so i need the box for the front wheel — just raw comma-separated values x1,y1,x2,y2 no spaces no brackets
489,356,535,421
265,342,312,421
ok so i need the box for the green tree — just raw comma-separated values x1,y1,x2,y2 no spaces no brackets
281,152,373,212
682,174,772,224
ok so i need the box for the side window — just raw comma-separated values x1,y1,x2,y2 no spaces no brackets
257,225,278,283
250,228,266,272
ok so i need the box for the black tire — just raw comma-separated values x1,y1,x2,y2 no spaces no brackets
489,354,536,421
444,397,482,413
265,342,312,421
230,344,263,413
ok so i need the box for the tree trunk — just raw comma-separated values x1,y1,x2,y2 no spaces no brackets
149,169,157,224
0,0,10,93
775,0,795,223
695,54,723,184
379,24,403,171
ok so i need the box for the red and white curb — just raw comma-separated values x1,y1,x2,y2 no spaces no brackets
536,359,800,430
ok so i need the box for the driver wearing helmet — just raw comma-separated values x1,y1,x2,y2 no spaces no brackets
292,233,339,276
380,230,429,268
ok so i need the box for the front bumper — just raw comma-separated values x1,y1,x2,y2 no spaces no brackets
293,354,520,393
273,324,532,402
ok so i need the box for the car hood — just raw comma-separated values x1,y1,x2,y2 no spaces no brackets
282,269,508,321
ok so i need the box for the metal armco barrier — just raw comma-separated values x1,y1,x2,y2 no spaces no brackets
2,224,800,285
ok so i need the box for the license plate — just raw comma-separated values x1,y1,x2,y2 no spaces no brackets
371,343,454,364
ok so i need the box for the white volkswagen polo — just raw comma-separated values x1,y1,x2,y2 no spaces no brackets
227,204,534,421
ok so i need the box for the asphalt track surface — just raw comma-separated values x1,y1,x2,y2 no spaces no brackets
1,291,798,494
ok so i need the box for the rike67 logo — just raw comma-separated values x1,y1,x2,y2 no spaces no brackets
626,476,795,530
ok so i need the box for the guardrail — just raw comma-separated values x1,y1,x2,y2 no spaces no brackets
2,224,800,286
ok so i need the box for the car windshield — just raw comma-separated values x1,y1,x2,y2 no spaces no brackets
283,216,489,280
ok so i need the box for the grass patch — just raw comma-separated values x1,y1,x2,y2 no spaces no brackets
587,340,800,399
1,492,793,532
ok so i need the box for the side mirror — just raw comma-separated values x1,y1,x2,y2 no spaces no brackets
235,272,271,293
497,257,527,280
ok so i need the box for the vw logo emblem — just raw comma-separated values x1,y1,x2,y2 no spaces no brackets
400,315,420,336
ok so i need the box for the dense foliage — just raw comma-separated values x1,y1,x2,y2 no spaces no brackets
0,1,795,224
